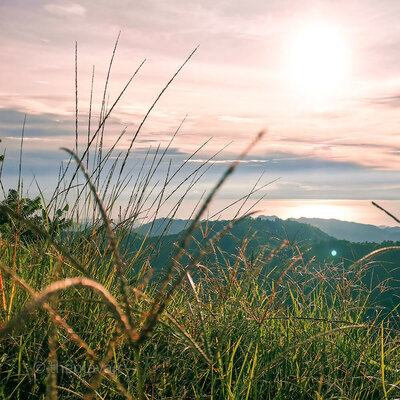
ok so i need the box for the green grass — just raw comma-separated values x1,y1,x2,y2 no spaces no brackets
2,230,400,399
2,42,400,399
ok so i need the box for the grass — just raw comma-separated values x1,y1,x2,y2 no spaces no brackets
2,41,400,399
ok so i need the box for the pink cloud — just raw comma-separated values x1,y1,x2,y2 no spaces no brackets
44,3,86,17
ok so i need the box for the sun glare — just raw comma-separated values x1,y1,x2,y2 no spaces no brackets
291,203,347,220
287,22,349,99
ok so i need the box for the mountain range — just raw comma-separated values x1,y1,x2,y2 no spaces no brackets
292,217,400,243
135,215,400,243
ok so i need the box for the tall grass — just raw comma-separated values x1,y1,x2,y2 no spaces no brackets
1,41,400,399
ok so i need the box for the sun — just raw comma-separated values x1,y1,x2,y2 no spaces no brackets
287,22,349,99
291,203,348,220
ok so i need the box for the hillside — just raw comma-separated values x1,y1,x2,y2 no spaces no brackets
127,217,400,311
134,218,192,237
129,216,400,269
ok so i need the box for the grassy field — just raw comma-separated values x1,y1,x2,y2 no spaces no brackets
2,46,400,399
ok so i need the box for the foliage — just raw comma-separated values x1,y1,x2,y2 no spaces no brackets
0,189,71,244
0,189,43,243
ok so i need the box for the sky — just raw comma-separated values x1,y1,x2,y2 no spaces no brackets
2,0,400,225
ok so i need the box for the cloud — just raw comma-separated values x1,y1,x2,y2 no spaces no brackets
44,3,86,17
187,158,269,164
0,109,74,139
3,0,400,205
363,94,400,108
217,115,263,124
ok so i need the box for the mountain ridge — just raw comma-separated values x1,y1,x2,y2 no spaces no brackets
135,215,400,243
291,216,400,243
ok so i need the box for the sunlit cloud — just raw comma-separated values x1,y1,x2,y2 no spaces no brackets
43,3,86,17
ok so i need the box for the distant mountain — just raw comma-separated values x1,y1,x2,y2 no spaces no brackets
224,217,334,245
291,217,400,243
135,216,333,243
128,217,335,273
135,215,400,244
126,216,335,275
